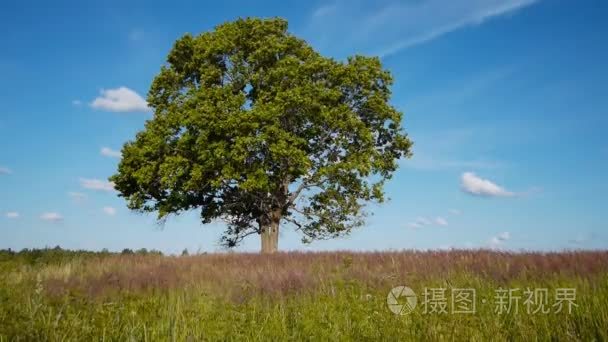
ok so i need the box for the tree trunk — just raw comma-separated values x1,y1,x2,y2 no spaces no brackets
260,211,280,253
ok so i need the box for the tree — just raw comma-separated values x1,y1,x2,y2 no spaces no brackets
110,18,412,253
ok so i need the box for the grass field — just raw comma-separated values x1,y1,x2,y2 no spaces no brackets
1,248,607,341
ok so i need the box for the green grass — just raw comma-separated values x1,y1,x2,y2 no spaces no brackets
1,249,607,341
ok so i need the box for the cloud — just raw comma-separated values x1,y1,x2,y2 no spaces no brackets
568,235,587,246
312,4,337,18
449,209,461,215
434,217,448,226
72,99,82,106
489,231,510,248
5,212,19,219
498,231,510,240
461,172,514,197
416,217,432,226
102,206,117,216
0,166,12,175
306,0,538,57
407,216,448,229
373,0,538,57
568,233,599,246
406,217,431,229
80,178,115,192
100,147,121,158
407,222,423,229
68,191,87,202
90,87,149,112
41,212,63,222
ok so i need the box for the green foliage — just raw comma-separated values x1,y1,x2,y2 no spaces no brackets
0,247,161,266
0,247,105,268
110,17,412,248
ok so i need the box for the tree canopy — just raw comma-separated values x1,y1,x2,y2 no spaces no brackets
110,17,412,252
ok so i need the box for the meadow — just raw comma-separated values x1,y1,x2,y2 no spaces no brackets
1,248,607,341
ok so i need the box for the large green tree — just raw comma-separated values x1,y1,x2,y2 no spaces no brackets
111,18,412,253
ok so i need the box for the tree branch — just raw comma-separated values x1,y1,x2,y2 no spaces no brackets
287,180,326,206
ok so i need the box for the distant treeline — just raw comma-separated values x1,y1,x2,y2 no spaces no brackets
0,246,164,266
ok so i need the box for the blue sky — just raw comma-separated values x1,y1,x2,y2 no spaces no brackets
1,0,607,254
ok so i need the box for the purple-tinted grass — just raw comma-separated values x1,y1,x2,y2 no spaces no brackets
42,250,608,300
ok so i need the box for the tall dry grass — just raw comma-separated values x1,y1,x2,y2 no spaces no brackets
39,250,608,300
2,249,608,340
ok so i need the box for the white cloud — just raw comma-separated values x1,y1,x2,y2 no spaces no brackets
313,4,337,18
489,231,510,248
5,212,19,219
407,222,423,229
68,191,87,202
568,235,586,245
498,231,510,240
100,147,121,158
416,217,432,226
90,87,149,112
0,166,12,175
41,212,63,222
72,99,82,106
80,178,115,192
449,209,461,215
434,217,448,226
102,206,117,216
407,216,448,229
461,172,514,197
374,0,538,57
568,233,598,246
307,0,538,57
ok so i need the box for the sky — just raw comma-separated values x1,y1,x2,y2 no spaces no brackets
1,0,607,254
